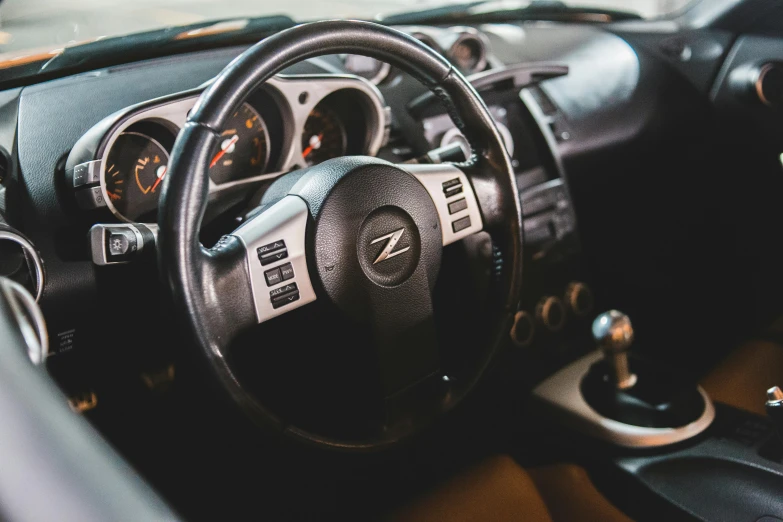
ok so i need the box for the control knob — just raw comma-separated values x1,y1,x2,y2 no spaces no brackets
565,282,594,317
731,62,783,107
510,311,535,347
536,296,566,333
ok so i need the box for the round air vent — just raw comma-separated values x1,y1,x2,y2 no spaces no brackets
0,227,44,301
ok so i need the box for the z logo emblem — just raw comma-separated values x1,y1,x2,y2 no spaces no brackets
370,228,410,265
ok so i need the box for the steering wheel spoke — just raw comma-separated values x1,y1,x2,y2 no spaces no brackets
365,262,440,397
230,196,317,324
404,163,484,246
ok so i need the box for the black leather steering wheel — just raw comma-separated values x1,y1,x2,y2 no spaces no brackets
158,20,523,451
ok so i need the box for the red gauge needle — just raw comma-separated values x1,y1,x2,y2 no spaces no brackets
210,135,239,168
150,165,167,193
302,134,323,158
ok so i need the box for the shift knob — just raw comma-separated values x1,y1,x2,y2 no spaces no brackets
766,386,783,443
592,310,637,390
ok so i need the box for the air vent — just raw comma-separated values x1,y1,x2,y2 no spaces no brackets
0,228,44,301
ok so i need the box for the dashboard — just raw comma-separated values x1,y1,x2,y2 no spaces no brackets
0,23,623,386
2,13,781,421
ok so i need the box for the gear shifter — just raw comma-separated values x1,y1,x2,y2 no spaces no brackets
579,309,709,430
592,310,637,390
533,308,714,446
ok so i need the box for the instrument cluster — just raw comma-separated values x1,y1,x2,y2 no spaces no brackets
66,75,389,223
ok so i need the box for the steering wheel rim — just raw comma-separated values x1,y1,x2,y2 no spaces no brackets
158,20,523,451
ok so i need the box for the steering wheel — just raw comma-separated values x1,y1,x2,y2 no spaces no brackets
158,20,523,451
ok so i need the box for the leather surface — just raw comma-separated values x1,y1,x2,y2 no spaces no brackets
391,457,632,522
0,283,179,522
701,340,783,416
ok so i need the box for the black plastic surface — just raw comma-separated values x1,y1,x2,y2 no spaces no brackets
611,405,783,522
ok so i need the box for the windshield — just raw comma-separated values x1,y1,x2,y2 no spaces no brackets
0,0,693,58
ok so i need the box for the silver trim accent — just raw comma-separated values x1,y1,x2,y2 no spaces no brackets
0,278,48,365
230,196,317,324
0,230,44,302
93,75,388,222
447,27,489,74
370,228,410,264
404,163,483,246
533,351,716,448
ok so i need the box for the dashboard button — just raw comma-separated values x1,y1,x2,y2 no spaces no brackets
448,198,468,215
279,262,295,281
444,185,464,198
71,161,101,188
270,283,297,299
257,240,286,256
452,216,472,233
259,248,288,266
442,178,461,190
75,186,107,209
105,229,137,261
264,267,282,287
272,291,300,309
270,282,299,309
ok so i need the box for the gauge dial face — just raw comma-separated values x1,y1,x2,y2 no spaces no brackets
104,132,169,221
301,104,348,166
341,55,391,85
209,103,270,184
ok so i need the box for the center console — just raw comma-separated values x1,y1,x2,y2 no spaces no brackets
533,309,783,521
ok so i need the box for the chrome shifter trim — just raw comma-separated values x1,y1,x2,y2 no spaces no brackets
533,351,715,448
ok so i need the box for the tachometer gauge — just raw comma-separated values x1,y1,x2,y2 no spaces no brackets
104,132,169,221
301,104,348,166
209,103,270,184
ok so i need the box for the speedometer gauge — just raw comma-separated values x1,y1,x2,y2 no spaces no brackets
209,103,270,184
301,104,347,166
104,132,169,221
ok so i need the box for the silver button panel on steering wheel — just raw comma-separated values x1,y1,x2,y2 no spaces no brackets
230,196,317,323
405,163,483,246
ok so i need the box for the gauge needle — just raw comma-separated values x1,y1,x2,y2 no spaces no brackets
150,165,167,193
210,135,239,168
302,133,323,158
